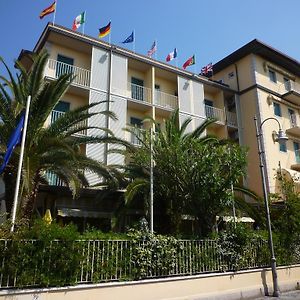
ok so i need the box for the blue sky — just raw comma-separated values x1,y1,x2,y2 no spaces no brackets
1,0,300,74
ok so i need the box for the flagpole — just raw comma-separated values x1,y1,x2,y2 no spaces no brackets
133,29,135,53
155,39,157,60
109,20,111,44
53,0,57,25
82,11,86,35
10,95,31,232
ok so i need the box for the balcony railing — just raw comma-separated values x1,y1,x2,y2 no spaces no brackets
46,59,91,88
205,105,225,124
128,126,145,146
226,111,238,128
154,90,178,109
51,110,87,136
45,171,65,186
128,83,152,103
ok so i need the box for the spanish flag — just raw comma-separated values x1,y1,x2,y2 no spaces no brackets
39,1,56,19
99,21,111,38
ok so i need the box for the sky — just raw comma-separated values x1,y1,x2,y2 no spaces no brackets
1,0,300,75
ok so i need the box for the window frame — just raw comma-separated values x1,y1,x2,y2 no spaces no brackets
268,69,277,83
273,102,282,117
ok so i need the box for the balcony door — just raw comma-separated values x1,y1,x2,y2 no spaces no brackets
51,101,70,124
130,117,143,145
204,99,214,118
56,54,74,78
288,108,297,127
294,142,300,164
131,77,144,101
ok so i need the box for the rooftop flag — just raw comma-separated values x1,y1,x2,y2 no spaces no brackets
183,55,195,70
39,1,56,19
0,114,25,175
72,12,86,31
166,48,177,62
99,21,111,38
147,41,157,57
122,31,134,44
200,63,213,76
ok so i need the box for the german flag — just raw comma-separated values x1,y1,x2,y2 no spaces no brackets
99,21,111,38
39,1,56,19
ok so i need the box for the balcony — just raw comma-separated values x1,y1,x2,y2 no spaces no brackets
154,90,178,110
205,105,225,124
46,59,91,88
127,126,145,146
226,111,238,128
286,117,300,137
291,149,300,172
51,110,87,136
45,171,65,186
128,83,152,103
280,81,300,105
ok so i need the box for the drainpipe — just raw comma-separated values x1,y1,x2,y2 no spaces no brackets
104,46,113,165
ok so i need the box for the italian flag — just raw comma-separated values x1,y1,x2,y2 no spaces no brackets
72,12,85,31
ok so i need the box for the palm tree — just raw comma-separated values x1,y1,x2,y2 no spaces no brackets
0,50,125,222
123,109,228,234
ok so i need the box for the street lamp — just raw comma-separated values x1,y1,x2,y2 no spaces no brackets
254,116,288,297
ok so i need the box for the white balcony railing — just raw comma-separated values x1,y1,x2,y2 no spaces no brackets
51,110,87,136
226,111,238,128
45,170,65,186
128,126,145,146
128,83,152,103
154,90,178,109
205,105,226,124
46,59,91,88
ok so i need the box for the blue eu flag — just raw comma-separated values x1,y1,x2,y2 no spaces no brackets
122,31,134,44
0,114,25,174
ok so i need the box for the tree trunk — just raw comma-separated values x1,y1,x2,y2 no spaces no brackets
21,174,40,223
3,166,16,218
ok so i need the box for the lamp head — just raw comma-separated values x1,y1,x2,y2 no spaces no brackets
276,128,288,144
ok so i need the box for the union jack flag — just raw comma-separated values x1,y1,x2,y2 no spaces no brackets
147,41,157,57
200,63,213,76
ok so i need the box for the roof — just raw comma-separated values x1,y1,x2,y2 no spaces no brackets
213,39,300,77
19,22,235,93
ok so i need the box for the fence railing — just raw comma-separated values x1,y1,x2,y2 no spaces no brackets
0,238,272,289
46,59,91,88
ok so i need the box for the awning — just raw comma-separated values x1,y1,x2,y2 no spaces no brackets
216,216,255,223
57,208,112,219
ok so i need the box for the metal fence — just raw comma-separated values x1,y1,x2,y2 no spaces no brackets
0,238,270,289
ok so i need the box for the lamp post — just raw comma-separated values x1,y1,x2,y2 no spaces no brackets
254,116,288,297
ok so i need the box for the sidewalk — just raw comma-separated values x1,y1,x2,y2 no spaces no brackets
254,290,300,299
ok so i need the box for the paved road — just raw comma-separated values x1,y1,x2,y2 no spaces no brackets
254,290,300,299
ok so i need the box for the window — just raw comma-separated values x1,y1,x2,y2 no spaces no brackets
131,77,144,101
155,84,161,104
279,142,287,153
273,102,281,117
284,77,291,91
204,99,215,119
51,101,70,124
56,54,74,78
294,142,300,163
268,69,277,83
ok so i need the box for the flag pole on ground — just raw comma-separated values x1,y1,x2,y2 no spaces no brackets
10,95,31,232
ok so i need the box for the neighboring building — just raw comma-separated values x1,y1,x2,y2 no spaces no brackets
212,39,300,197
18,23,238,226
